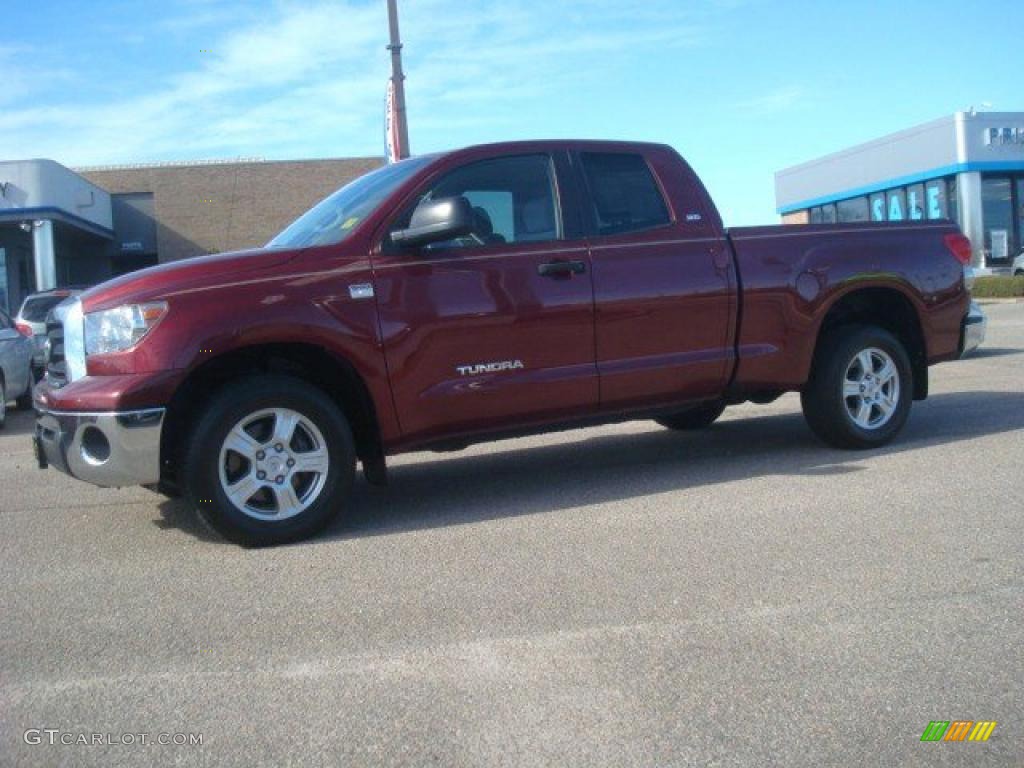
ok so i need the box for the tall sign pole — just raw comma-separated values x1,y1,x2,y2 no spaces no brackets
386,0,411,160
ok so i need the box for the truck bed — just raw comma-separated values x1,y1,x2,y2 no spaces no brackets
724,220,967,393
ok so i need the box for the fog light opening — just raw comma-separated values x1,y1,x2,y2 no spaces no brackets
81,426,111,465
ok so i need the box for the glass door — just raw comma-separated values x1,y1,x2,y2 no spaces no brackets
1016,178,1024,262
981,177,1014,265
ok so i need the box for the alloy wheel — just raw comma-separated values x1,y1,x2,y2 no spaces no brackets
217,408,330,521
842,347,900,430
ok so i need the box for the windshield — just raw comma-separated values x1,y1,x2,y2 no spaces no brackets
267,156,434,249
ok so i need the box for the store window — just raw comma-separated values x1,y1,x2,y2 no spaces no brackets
1016,178,1024,257
869,192,886,222
837,197,869,223
907,184,926,220
821,203,837,223
886,189,907,221
809,206,823,224
925,180,948,219
982,177,1014,263
946,177,959,225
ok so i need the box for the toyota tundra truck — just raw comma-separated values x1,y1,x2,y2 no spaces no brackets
33,140,977,545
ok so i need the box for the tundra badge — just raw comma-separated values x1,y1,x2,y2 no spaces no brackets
456,360,525,376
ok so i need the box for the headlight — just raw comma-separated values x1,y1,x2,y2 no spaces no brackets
84,302,167,356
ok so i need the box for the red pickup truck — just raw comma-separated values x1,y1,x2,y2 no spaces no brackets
34,140,975,545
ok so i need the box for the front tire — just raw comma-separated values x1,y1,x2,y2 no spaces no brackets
801,325,912,449
0,378,7,429
183,375,355,546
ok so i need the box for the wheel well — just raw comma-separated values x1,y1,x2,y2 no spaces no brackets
815,287,928,401
159,344,382,493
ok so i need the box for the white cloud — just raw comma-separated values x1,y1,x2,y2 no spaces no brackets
733,85,805,116
0,44,77,109
0,0,712,165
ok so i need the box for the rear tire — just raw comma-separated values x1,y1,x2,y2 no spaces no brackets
655,400,726,431
183,374,355,546
0,378,7,429
801,325,912,450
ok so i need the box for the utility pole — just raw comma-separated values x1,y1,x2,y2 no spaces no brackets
386,0,411,159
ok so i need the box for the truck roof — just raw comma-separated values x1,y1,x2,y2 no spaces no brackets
431,138,675,160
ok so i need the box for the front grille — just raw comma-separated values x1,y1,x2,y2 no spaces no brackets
45,313,67,388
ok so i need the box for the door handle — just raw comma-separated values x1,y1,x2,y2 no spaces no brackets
537,260,586,277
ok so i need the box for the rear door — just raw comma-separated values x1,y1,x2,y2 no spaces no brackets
577,149,735,409
372,151,598,443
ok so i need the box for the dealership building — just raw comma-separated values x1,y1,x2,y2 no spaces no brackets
0,155,381,313
775,111,1024,269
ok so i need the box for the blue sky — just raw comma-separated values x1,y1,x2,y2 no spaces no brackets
2,0,1019,224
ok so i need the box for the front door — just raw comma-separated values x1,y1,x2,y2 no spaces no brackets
372,152,598,444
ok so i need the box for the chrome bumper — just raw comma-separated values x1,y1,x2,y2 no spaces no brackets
34,408,165,487
960,301,987,358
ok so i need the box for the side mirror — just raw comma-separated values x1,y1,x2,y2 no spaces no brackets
391,196,475,248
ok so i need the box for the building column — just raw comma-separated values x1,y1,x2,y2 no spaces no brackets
956,172,985,269
32,219,56,291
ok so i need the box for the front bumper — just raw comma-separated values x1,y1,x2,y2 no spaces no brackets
34,408,165,487
960,301,987,358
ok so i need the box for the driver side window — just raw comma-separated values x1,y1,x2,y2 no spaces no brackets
391,154,561,250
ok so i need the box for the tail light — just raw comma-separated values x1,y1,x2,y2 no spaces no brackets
944,232,973,266
15,322,33,338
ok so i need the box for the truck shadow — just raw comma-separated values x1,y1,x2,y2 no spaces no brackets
0,409,39,437
965,347,1021,359
154,390,1024,546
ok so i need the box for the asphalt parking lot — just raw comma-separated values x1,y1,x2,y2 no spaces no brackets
1,303,1021,767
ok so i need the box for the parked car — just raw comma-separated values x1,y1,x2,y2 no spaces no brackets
1013,251,1023,276
0,306,34,428
34,140,974,545
16,287,86,378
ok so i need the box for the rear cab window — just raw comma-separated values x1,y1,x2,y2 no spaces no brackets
578,152,671,236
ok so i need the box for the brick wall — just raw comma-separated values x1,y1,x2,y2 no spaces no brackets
81,157,383,263
781,210,809,225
